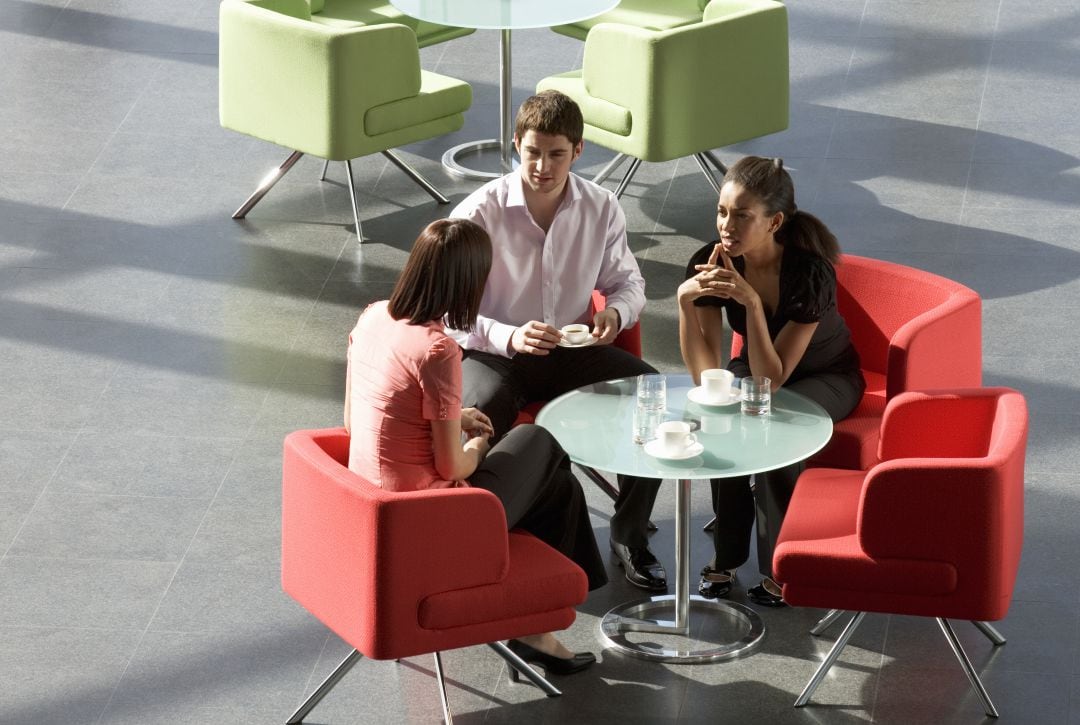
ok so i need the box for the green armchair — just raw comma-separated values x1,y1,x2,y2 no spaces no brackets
219,0,472,239
538,0,788,197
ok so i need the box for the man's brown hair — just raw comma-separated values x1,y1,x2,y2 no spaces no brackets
514,90,584,146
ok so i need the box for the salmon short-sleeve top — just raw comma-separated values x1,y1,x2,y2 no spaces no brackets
346,301,464,491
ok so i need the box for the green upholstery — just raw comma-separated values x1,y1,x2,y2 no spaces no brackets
220,0,471,161
551,0,708,41
537,0,788,164
309,0,474,48
219,0,472,238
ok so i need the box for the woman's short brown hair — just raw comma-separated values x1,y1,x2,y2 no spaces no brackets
388,219,492,330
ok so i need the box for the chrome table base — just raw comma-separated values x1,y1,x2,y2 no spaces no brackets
601,595,764,663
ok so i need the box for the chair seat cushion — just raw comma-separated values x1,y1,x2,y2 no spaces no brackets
538,71,633,137
553,0,704,39
775,468,957,606
417,531,588,630
365,70,471,136
808,370,886,470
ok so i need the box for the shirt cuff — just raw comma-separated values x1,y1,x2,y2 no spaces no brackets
488,322,517,358
608,301,633,332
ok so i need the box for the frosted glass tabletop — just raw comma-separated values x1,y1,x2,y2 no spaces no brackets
390,0,619,30
535,373,833,480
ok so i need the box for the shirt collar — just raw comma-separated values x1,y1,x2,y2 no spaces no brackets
506,171,582,210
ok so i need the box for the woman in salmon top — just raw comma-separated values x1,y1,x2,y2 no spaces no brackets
345,218,605,675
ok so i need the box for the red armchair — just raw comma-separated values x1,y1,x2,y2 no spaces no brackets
732,254,982,470
281,428,589,724
772,388,1029,717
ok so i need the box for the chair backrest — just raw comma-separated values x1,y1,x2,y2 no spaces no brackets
281,428,513,659
731,254,982,399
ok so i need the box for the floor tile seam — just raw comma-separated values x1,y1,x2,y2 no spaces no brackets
0,550,196,566
29,489,221,503
959,0,1005,218
0,426,76,565
87,429,254,724
644,157,682,244
292,630,338,714
61,64,147,215
817,0,864,179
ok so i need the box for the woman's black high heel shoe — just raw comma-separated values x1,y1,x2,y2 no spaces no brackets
506,638,596,681
747,577,787,607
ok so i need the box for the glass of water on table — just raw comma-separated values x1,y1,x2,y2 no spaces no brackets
741,375,772,416
633,374,666,443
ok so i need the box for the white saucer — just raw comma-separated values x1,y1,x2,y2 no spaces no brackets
687,386,740,408
644,439,705,461
557,336,597,349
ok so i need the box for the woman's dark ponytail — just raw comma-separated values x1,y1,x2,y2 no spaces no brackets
723,156,840,264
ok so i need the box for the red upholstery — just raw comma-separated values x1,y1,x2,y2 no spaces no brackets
730,254,982,470
774,388,1028,622
516,290,642,425
281,428,588,660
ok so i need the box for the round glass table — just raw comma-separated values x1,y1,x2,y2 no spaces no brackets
389,0,618,179
535,373,833,663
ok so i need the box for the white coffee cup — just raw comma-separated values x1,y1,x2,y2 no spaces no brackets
561,323,591,345
701,368,734,402
656,420,697,455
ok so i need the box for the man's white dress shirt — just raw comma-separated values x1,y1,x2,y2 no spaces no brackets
448,172,646,357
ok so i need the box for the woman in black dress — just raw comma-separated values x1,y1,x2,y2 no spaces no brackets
677,156,865,606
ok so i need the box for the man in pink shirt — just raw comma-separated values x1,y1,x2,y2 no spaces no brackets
448,91,666,592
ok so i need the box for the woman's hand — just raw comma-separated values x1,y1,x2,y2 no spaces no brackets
679,243,758,309
461,407,494,439
678,243,737,304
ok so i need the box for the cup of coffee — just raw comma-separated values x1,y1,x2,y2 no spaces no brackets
701,368,734,402
656,420,697,455
561,323,591,345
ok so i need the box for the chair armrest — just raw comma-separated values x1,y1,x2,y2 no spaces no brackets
858,459,1003,565
887,289,981,398
219,0,421,158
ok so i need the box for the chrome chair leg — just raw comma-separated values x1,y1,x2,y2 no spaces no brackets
693,153,722,196
973,620,1007,646
233,150,304,219
433,651,454,725
593,153,628,185
795,611,865,707
488,641,561,696
319,159,330,181
285,648,363,724
938,618,1000,718
382,149,450,204
613,157,643,199
343,159,363,241
703,516,716,532
703,149,727,175
810,609,845,636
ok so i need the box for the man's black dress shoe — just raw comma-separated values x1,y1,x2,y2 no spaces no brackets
506,639,596,680
610,541,668,591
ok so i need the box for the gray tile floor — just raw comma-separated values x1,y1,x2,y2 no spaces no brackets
2,0,1078,722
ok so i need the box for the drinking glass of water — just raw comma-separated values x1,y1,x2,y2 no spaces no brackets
633,374,666,444
741,375,771,416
